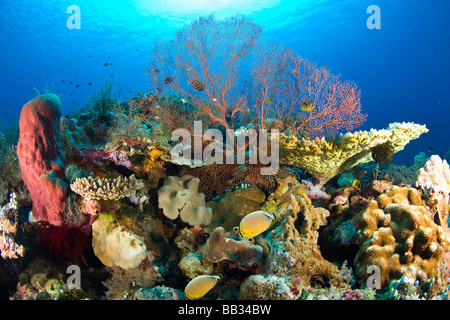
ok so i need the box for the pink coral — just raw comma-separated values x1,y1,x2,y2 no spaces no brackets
17,94,68,226
302,180,330,200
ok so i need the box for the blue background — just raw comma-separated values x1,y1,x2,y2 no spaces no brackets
1,0,449,164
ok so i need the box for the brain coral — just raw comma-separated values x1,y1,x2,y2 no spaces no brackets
352,186,449,290
158,175,212,226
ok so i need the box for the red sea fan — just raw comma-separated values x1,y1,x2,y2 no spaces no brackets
35,222,89,262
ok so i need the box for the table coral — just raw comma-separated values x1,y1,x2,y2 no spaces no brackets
158,175,212,226
70,174,145,201
279,122,428,186
352,186,449,292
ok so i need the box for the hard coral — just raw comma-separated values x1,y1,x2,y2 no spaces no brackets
70,174,145,201
279,122,428,186
352,186,449,291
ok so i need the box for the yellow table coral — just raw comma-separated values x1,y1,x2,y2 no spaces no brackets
279,122,428,186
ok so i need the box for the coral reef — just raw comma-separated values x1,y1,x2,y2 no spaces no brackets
352,186,449,293
158,175,212,226
279,122,428,186
17,94,68,226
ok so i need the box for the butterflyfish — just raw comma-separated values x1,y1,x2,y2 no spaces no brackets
184,275,222,300
300,101,315,111
237,210,276,238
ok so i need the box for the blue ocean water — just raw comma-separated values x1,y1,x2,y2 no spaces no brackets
0,0,449,164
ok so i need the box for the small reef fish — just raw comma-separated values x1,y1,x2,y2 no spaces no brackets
300,101,315,111
184,275,222,300
266,97,274,104
237,210,277,238
352,179,360,187
181,98,189,104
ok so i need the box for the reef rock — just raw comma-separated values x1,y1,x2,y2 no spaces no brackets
17,94,68,226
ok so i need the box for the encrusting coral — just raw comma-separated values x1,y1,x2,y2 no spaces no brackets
279,122,428,186
352,186,449,293
158,175,212,226
70,174,145,201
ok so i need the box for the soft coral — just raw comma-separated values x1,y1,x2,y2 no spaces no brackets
35,221,89,263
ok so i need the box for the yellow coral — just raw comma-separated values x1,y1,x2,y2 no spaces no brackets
279,122,428,186
70,174,145,200
353,186,449,291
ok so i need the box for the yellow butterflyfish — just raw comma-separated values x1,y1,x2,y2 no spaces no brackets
184,275,222,300
238,210,277,238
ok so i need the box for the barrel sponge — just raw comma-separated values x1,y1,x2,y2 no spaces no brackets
158,175,212,226
279,122,428,186
352,186,449,289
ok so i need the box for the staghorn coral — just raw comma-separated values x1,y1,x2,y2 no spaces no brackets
352,186,449,292
158,175,212,226
70,174,145,201
279,122,428,186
